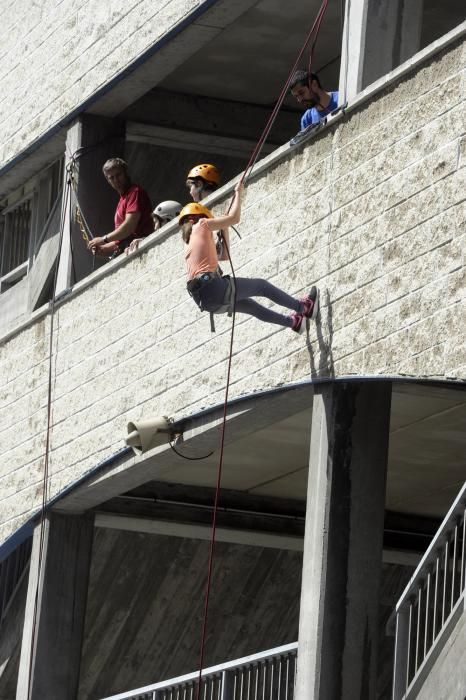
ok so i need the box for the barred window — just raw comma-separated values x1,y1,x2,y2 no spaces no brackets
0,158,63,293
0,197,33,288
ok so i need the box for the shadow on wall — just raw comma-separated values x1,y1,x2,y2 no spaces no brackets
78,530,302,699
307,288,334,378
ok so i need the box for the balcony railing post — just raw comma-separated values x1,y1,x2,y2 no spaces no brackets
392,607,410,700
98,643,297,700
220,670,234,700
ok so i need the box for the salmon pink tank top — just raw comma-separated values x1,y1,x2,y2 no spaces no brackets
185,219,218,280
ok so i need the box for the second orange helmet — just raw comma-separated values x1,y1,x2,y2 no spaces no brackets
187,164,220,185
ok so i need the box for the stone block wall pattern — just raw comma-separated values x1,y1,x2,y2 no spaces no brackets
0,0,207,170
0,38,465,544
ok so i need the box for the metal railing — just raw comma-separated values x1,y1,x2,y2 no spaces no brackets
100,642,298,700
392,482,466,699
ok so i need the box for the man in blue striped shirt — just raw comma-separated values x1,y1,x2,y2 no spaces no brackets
290,70,339,131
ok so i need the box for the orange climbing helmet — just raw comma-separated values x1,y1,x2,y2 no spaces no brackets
187,164,220,185
178,202,213,224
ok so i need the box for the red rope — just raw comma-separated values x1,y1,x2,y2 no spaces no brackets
194,0,330,695
308,0,329,81
242,0,330,186
195,243,237,691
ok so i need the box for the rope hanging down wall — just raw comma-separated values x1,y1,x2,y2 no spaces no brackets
25,171,73,700
25,146,102,696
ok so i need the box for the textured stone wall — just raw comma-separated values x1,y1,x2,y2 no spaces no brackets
0,0,204,169
0,37,465,543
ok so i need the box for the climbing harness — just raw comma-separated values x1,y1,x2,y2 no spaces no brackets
187,269,236,332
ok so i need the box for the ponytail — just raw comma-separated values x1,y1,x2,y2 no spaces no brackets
181,220,193,243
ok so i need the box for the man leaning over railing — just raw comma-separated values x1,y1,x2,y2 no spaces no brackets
87,157,153,258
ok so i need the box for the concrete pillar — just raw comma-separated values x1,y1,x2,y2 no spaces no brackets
56,115,125,293
16,512,94,700
339,0,424,102
295,382,391,700
56,121,81,295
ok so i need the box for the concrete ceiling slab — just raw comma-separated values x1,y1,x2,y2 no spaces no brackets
156,382,466,519
386,394,466,516
57,380,466,523
159,0,343,106
249,465,309,498
132,407,312,492
88,0,264,118
159,382,466,518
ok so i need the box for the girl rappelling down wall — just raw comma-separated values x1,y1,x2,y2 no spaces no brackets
180,182,319,333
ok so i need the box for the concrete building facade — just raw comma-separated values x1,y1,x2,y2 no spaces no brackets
0,1,465,699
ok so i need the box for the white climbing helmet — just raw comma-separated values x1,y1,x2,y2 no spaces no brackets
153,200,182,223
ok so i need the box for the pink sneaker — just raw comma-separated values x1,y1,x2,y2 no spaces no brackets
300,286,319,320
290,312,306,334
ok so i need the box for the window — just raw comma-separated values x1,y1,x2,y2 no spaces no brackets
0,197,33,290
0,158,63,293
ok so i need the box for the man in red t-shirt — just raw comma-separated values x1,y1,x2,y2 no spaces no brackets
87,158,153,256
